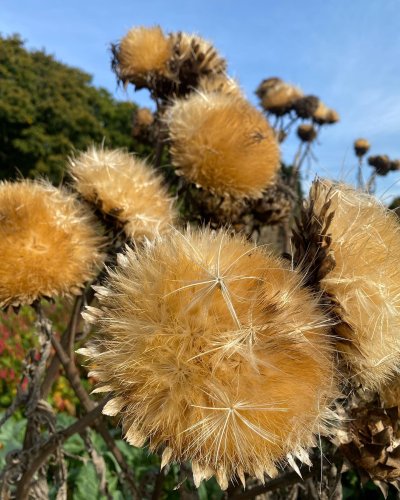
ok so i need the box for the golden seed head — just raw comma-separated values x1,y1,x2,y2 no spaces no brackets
310,178,400,389
113,26,172,86
354,138,371,157
68,146,176,241
0,180,105,308
81,227,338,488
256,78,303,115
166,92,280,198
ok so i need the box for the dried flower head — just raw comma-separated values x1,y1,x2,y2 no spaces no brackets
368,155,398,176
297,124,317,143
0,180,104,308
312,102,339,125
256,78,303,116
167,92,280,198
354,138,370,157
112,26,172,87
80,228,337,488
168,32,227,94
293,95,320,120
68,146,176,241
310,179,400,389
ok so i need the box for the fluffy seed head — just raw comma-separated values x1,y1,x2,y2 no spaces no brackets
310,179,400,389
0,180,104,308
81,228,338,488
354,138,370,157
256,78,303,115
68,146,176,241
112,26,172,86
167,92,280,198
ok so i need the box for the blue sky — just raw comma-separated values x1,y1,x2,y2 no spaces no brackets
1,0,400,199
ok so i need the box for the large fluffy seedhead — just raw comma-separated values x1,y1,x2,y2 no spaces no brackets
68,146,176,241
0,180,104,308
112,26,172,87
167,92,280,198
310,179,400,389
81,228,338,488
256,78,303,116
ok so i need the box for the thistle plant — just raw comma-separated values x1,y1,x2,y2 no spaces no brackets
1,23,400,500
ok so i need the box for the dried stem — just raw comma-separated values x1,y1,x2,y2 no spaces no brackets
15,396,109,500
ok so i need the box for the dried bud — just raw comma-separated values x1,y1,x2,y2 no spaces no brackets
293,95,320,119
297,124,317,143
256,78,303,116
354,138,370,157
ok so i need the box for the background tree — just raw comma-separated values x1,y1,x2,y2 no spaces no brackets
0,34,149,183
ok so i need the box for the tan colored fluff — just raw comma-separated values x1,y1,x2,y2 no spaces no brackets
311,179,400,389
256,78,303,115
115,26,172,85
80,228,338,489
196,74,242,97
166,92,280,198
0,180,104,308
68,146,176,241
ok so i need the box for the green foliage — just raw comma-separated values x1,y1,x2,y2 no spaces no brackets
0,34,150,182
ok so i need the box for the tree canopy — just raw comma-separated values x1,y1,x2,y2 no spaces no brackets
0,34,148,182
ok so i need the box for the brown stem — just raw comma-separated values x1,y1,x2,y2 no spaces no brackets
151,469,165,500
15,397,109,500
229,466,316,500
46,317,140,496
41,295,84,398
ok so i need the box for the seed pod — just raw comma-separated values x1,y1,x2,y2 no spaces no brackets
293,96,320,119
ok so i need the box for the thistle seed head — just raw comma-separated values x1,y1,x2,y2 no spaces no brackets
81,227,338,488
166,92,280,198
0,180,105,308
68,146,176,241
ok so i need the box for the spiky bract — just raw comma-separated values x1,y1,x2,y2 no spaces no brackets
310,179,400,389
0,180,104,308
68,146,176,241
112,26,172,87
256,78,303,115
167,92,280,198
81,228,337,488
